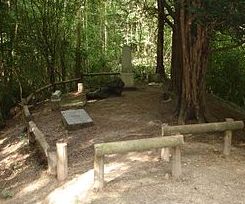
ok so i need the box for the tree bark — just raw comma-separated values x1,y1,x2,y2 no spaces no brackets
170,24,182,94
156,0,166,80
175,0,210,123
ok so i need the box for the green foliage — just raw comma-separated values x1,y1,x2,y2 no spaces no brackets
0,189,14,199
207,34,245,107
0,0,244,124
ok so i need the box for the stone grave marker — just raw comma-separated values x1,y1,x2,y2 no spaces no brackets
121,45,135,88
51,90,62,111
61,109,93,130
77,83,87,102
122,45,133,73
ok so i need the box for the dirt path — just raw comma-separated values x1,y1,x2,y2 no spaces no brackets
1,86,245,204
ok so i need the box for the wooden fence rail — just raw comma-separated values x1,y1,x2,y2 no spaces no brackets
161,120,244,135
29,121,50,157
21,74,120,179
94,135,184,190
23,105,32,122
25,73,120,104
22,103,67,179
161,118,244,159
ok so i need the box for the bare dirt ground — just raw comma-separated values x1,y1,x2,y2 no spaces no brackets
1,85,245,204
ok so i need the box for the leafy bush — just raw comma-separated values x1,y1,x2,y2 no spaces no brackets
207,48,245,107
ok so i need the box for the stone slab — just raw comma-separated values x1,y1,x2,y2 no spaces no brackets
61,109,93,130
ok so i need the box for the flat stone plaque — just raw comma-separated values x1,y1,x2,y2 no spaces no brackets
61,109,93,130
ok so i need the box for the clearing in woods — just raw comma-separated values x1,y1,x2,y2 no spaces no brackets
1,85,245,204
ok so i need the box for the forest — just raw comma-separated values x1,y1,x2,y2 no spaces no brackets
0,0,245,126
1,0,245,203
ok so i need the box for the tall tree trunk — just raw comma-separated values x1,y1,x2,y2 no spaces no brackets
60,36,66,91
75,6,82,78
170,3,182,104
156,0,166,80
170,26,182,94
48,57,56,91
101,0,107,54
175,0,210,124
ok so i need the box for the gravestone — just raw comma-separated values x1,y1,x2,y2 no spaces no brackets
122,45,133,73
51,90,62,100
51,90,62,111
61,109,93,130
77,83,87,103
121,45,135,88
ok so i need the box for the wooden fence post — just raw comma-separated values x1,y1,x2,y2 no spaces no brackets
94,154,104,190
161,123,170,161
171,145,181,178
223,118,234,156
48,150,57,175
94,135,184,189
56,143,68,181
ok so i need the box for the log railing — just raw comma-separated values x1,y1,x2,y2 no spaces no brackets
162,120,244,135
23,105,32,122
94,135,184,190
21,74,119,180
161,119,244,159
22,103,67,180
25,73,120,104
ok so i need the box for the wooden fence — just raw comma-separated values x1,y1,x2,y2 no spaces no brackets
161,118,244,160
25,73,120,104
21,74,119,180
94,135,184,190
22,102,68,180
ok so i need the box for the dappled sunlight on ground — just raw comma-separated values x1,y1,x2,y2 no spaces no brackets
20,176,51,195
2,87,245,203
45,160,133,204
127,151,159,162
1,139,27,157
105,161,130,184
0,137,8,145
45,169,94,204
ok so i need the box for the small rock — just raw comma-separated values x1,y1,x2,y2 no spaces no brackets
165,173,169,179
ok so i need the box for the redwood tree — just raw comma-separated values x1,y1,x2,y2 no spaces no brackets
176,0,210,123
167,0,245,123
156,0,166,80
